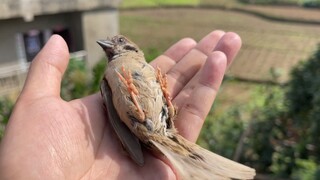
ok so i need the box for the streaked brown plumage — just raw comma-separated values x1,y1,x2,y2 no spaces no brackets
98,35,255,179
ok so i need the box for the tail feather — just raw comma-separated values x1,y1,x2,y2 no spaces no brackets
151,139,255,180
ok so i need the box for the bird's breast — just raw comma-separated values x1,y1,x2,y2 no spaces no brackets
105,58,169,137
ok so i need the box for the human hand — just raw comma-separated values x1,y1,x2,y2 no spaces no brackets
0,31,241,179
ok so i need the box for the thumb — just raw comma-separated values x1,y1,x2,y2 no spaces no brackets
21,35,69,99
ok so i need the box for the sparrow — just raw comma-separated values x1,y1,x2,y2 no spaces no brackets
97,35,256,179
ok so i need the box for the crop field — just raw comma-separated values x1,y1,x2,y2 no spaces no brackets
240,5,320,23
201,0,320,23
120,8,320,83
120,0,198,8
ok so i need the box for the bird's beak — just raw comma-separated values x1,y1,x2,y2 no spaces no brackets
97,39,116,62
97,40,114,49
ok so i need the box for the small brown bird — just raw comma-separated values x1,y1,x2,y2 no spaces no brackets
97,35,255,179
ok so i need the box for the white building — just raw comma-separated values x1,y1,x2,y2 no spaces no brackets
0,0,121,96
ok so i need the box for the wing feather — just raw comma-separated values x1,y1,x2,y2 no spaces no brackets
101,79,144,166
151,139,255,180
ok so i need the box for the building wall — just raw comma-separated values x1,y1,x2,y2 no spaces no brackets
82,8,119,68
0,0,121,20
0,0,120,96
0,12,84,64
0,8,119,65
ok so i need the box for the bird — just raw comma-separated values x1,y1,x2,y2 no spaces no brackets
97,35,256,179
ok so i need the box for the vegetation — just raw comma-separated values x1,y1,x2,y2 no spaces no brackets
1,2,320,178
60,57,90,100
1,39,320,180
201,0,320,7
251,45,320,179
120,8,320,83
0,97,14,139
120,0,198,8
60,57,108,101
302,0,320,8
120,0,320,8
198,45,320,179
238,0,306,5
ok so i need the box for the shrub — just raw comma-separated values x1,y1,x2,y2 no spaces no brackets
89,58,107,93
0,57,107,141
243,44,320,178
60,57,111,98
201,44,320,178
239,85,286,174
197,81,285,171
0,97,14,139
198,104,246,159
303,0,320,8
60,57,90,100
285,44,320,162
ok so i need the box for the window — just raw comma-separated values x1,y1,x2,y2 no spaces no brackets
15,26,72,63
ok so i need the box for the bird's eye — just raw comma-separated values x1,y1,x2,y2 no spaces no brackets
118,37,125,43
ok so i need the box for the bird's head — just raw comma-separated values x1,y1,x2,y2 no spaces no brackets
97,35,143,62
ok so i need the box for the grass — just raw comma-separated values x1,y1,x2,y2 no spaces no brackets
200,0,320,24
120,0,199,8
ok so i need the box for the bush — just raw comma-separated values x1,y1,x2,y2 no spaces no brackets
198,104,246,159
243,86,285,174
291,159,320,180
60,57,107,100
303,0,320,8
197,81,285,171
61,57,90,100
243,44,320,178
200,44,320,178
0,57,108,141
0,97,14,139
89,58,107,94
285,44,320,162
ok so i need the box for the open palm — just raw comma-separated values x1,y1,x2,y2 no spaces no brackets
0,31,241,179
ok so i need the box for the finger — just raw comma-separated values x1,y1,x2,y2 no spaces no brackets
150,38,196,73
166,30,225,98
69,93,107,149
213,32,242,66
173,51,227,142
196,30,226,55
21,35,69,99
164,38,197,61
172,32,242,104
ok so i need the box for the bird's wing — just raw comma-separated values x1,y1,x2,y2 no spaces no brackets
100,79,144,166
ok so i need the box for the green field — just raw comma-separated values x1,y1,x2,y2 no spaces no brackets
119,6,320,121
120,0,198,8
120,0,309,8
120,8,320,83
201,0,320,24
121,0,320,23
